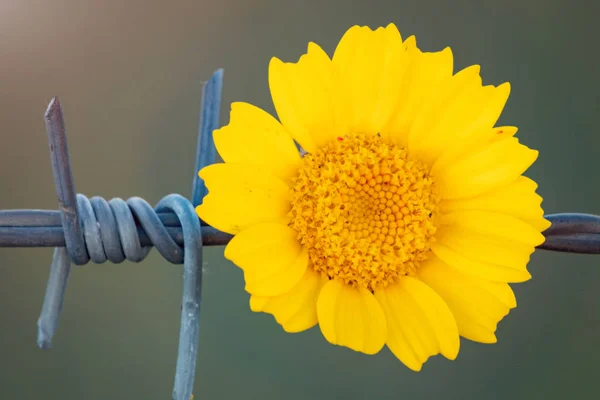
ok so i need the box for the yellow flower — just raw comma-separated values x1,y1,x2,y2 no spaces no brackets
196,24,549,371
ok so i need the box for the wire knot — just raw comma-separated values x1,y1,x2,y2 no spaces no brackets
73,194,186,265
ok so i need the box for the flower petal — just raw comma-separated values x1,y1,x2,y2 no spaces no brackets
431,125,517,177
224,223,306,296
250,268,326,333
437,210,546,247
431,240,532,283
214,102,301,181
435,137,539,200
332,23,408,136
374,276,460,372
317,279,386,355
269,42,341,152
439,176,550,232
437,225,535,266
196,164,291,235
419,256,516,344
412,82,511,167
407,64,482,161
383,45,454,147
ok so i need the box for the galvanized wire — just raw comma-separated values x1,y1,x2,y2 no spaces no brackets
1,69,224,400
2,67,600,400
0,209,232,247
3,210,599,253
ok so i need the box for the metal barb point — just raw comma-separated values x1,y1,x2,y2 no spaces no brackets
45,97,89,265
192,68,223,209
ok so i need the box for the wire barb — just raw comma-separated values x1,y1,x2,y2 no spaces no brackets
37,247,70,349
45,97,88,265
3,69,224,400
192,69,222,208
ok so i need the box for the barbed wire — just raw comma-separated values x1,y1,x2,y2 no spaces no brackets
3,209,599,253
1,69,223,400
1,68,600,400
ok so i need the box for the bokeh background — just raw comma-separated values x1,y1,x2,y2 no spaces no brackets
1,0,599,399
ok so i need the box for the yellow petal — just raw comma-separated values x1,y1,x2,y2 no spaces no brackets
431,241,532,283
419,256,516,344
250,268,326,333
244,249,308,297
414,83,511,167
332,24,408,135
269,42,341,152
383,46,454,147
214,102,301,181
431,125,518,176
490,125,519,140
407,64,481,159
317,279,386,355
437,226,535,266
196,164,291,235
435,137,539,200
249,295,269,312
439,176,550,232
224,223,306,296
375,277,459,371
437,210,546,247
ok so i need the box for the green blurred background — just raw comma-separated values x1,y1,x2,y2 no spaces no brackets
1,0,599,399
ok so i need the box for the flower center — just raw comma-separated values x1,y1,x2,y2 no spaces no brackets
289,134,439,291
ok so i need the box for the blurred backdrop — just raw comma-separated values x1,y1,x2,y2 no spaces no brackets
1,0,599,399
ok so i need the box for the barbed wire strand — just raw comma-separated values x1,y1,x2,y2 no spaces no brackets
0,209,232,247
3,211,600,253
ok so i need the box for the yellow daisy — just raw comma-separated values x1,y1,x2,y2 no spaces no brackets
196,23,549,371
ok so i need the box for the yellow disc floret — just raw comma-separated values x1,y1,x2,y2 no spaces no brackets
289,134,439,291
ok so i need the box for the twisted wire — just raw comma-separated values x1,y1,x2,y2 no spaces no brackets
31,69,223,400
76,195,180,264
